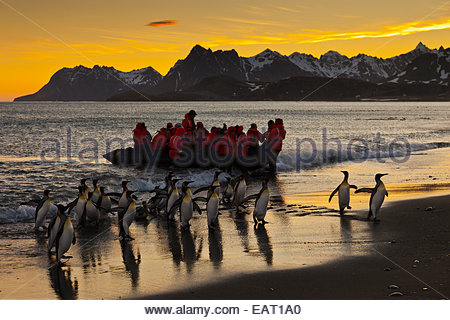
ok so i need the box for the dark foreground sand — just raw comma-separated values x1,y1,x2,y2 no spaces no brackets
139,194,449,300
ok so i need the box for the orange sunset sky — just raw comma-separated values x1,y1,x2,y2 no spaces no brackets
1,0,450,101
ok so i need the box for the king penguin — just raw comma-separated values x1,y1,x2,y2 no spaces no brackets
97,186,112,216
55,211,76,264
80,178,90,198
221,177,233,204
170,181,202,230
73,186,87,227
232,175,247,213
167,178,181,221
84,192,100,227
91,179,101,203
35,190,51,230
355,173,389,221
47,204,65,253
328,171,358,215
118,180,130,209
244,179,270,227
119,190,137,240
195,185,220,229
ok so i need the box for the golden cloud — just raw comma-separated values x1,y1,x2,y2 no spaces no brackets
146,20,178,27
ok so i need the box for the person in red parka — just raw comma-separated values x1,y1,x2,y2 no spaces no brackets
182,110,197,141
133,122,152,165
168,127,185,162
194,122,209,147
151,127,169,153
266,118,286,171
133,122,152,147
263,120,274,141
247,123,263,155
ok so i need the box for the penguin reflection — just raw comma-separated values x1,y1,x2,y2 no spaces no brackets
167,224,182,268
181,230,203,274
77,227,113,271
208,227,223,269
254,225,273,265
339,216,353,254
233,214,250,253
120,240,141,289
48,265,79,300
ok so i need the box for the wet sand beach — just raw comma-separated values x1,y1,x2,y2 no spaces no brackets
140,194,450,300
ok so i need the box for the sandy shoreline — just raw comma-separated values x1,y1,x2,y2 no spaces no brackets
138,194,449,300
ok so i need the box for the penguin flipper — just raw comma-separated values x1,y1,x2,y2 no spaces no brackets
72,233,76,245
355,188,374,194
193,197,208,203
385,190,389,197
106,192,122,198
169,198,182,216
328,186,340,202
242,194,258,203
66,198,78,215
47,215,57,238
193,201,202,215
349,185,358,189
35,197,46,222
193,186,209,195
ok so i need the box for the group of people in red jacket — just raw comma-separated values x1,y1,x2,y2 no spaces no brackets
132,110,286,170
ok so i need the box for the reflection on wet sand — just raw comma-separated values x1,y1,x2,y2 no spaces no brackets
76,223,114,272
167,224,183,268
120,240,141,289
339,215,353,254
208,227,223,269
181,230,203,274
233,213,250,253
254,225,273,265
48,265,78,300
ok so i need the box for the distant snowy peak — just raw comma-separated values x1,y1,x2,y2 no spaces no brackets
62,65,162,87
14,65,162,101
288,42,438,82
246,49,284,71
320,50,348,64
389,47,450,86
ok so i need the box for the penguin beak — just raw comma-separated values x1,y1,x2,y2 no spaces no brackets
381,173,388,177
184,181,195,185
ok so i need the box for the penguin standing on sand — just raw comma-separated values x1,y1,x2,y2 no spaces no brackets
80,179,90,198
244,179,270,227
167,178,181,220
221,177,233,204
328,171,358,215
170,181,202,230
47,204,65,253
232,175,247,213
55,211,76,264
35,190,51,230
72,186,87,227
119,190,137,240
97,187,112,216
91,179,101,203
84,192,100,226
355,173,389,221
118,181,130,209
195,186,220,229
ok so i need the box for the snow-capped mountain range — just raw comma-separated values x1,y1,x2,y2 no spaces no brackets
14,42,448,101
15,65,162,101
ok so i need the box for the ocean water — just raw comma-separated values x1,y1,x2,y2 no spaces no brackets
0,101,449,223
0,101,449,299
